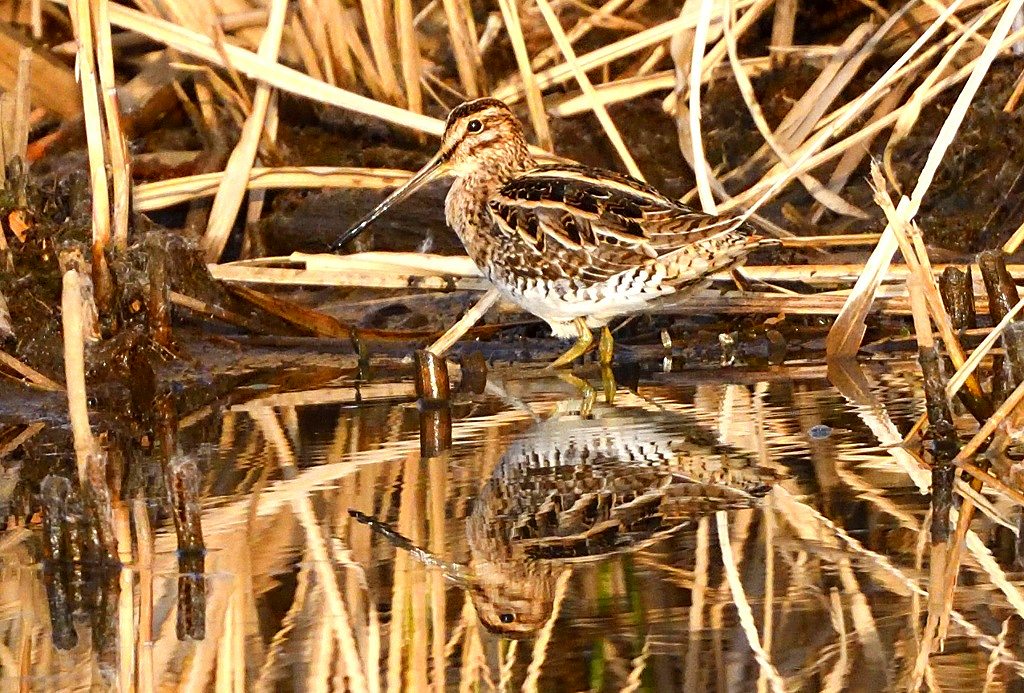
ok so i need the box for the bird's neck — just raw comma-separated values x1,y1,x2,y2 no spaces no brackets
445,146,535,258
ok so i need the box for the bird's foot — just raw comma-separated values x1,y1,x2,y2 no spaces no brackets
549,318,594,368
557,372,596,418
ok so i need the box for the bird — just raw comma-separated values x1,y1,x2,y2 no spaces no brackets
350,399,779,637
332,97,767,367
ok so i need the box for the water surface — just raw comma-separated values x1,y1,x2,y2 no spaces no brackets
4,358,1023,691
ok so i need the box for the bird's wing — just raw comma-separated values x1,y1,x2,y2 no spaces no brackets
487,165,753,283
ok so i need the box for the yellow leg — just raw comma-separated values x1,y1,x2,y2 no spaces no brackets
550,318,593,368
557,372,596,418
601,364,616,405
598,326,614,366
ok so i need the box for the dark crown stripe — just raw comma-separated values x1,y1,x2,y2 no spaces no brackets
446,97,508,126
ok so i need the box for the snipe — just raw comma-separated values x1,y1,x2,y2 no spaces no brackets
351,400,780,637
333,97,766,367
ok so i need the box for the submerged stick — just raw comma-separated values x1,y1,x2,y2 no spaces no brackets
416,350,452,456
979,250,1024,389
166,455,206,640
939,266,976,330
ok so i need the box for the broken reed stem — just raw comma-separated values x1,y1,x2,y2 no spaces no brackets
938,266,976,330
201,0,288,263
0,350,63,391
870,165,987,408
61,269,95,483
428,288,501,356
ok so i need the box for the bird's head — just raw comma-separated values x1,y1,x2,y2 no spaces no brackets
330,98,530,250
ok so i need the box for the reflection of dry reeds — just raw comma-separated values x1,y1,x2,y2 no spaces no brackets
8,0,1024,688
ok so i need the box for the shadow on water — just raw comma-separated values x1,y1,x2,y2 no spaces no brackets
3,358,1024,690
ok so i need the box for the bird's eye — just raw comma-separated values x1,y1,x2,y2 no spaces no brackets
499,613,515,624
467,119,483,133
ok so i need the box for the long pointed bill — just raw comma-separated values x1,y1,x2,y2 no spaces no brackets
330,151,448,251
347,509,473,586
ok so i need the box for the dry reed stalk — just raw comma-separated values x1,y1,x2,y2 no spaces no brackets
621,636,651,693
134,166,413,211
0,350,62,391
289,14,325,82
820,590,850,693
769,0,797,66
427,456,447,691
810,77,912,224
687,0,717,213
61,269,95,482
360,0,402,103
0,421,44,460
441,0,482,98
828,0,1024,356
870,165,984,406
521,567,573,693
498,640,518,693
396,0,422,115
682,516,709,692
716,513,784,691
773,23,875,153
550,71,674,115
10,47,30,164
328,2,387,99
495,0,757,102
254,553,313,691
296,0,336,85
1002,216,1024,254
427,288,501,356
882,1,1005,192
496,0,551,149
665,0,775,114
92,0,130,252
294,498,368,691
404,456,430,691
242,92,278,253
534,0,644,180
983,617,1012,692
69,0,111,268
721,0,987,216
201,0,288,263
92,1,445,135
529,0,633,71
946,296,1024,397
722,4,866,218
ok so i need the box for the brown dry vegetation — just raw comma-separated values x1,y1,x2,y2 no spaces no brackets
3,0,1024,690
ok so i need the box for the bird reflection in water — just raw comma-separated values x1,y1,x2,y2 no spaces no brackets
352,399,781,638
